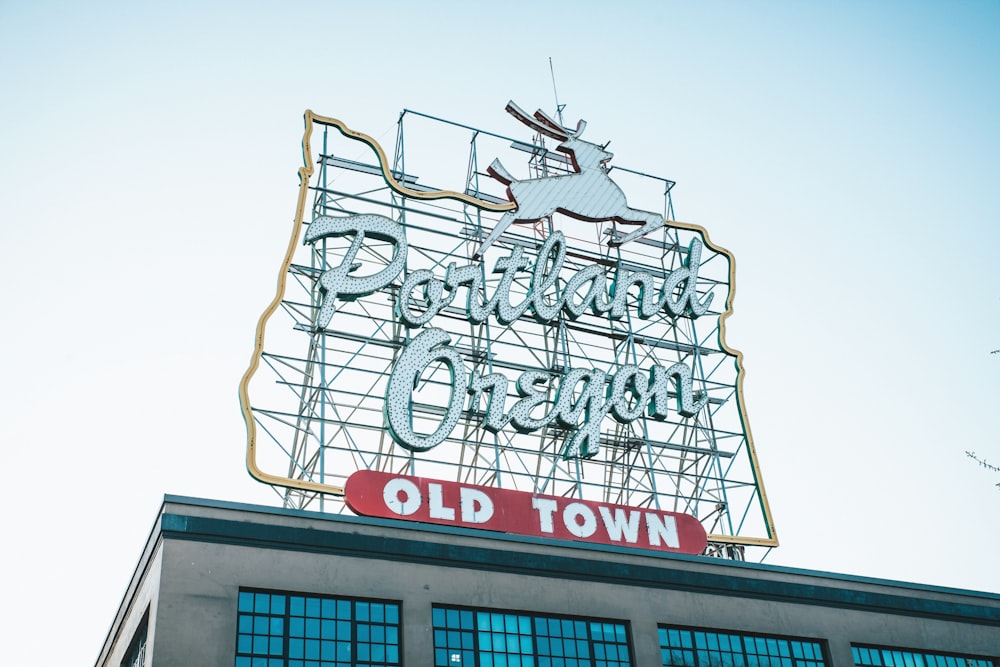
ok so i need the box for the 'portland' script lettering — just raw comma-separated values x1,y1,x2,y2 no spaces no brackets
306,214,711,459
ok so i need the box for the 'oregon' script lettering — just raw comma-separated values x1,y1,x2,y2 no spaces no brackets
305,215,711,459
385,328,707,458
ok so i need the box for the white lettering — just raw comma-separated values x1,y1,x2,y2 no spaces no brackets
563,502,598,538
460,487,494,524
388,231,712,333
645,513,680,548
383,478,421,516
303,214,408,329
428,483,455,520
349,229,712,459
598,507,641,544
384,328,468,452
532,497,559,533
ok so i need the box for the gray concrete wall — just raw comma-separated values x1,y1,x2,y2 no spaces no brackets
134,497,999,667
96,531,164,667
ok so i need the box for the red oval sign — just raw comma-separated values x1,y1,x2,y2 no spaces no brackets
345,470,707,555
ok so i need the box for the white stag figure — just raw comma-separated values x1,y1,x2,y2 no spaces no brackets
475,101,664,258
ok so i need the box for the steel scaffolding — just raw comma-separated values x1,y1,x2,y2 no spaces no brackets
243,107,776,559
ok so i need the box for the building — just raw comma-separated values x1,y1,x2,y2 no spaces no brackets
98,104,999,666
96,495,999,666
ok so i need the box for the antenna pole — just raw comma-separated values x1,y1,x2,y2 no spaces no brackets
549,57,566,126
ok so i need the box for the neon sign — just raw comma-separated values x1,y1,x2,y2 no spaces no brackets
240,102,779,552
306,214,712,458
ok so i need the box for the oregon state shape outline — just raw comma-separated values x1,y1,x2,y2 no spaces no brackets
237,109,779,548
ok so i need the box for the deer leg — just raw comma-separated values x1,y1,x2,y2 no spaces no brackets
474,212,517,259
608,211,664,247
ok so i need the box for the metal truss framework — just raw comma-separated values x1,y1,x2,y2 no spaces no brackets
244,109,776,559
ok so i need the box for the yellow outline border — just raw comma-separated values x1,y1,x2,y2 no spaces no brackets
238,110,778,547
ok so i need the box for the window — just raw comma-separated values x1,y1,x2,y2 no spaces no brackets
121,607,149,667
235,589,401,667
658,625,827,667
853,644,995,667
432,604,632,667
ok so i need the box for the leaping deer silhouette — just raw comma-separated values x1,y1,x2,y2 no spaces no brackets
475,101,665,259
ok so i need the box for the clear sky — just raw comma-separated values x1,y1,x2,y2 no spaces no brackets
1,2,998,663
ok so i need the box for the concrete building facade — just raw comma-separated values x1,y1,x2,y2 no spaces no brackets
97,496,999,667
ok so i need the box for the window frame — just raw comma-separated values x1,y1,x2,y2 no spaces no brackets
657,623,830,667
234,587,403,667
432,602,634,667
852,642,997,667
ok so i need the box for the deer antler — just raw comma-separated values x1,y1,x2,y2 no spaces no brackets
505,101,571,141
533,108,586,138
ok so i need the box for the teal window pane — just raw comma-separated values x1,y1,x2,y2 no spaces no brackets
852,645,995,667
434,605,628,667
305,598,320,618
660,626,830,667
337,642,351,660
505,615,519,634
321,599,335,618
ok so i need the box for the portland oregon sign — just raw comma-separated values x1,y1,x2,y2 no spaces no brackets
240,102,777,556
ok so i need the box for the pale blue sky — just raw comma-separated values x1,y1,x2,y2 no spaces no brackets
1,2,998,663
